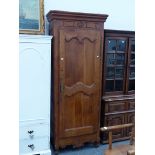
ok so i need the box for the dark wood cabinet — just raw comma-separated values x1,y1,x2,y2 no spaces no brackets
47,10,108,150
100,30,135,143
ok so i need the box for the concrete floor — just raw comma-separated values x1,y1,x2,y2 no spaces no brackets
51,140,129,155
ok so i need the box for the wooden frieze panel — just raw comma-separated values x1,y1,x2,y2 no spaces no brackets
105,101,127,113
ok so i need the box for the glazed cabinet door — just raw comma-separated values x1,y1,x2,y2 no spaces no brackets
103,37,128,95
59,29,102,138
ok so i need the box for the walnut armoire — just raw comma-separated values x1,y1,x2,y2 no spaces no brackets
47,10,108,150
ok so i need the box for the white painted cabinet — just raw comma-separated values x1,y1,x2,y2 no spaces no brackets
19,35,52,155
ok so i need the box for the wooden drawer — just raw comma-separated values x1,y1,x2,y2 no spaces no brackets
19,123,49,140
104,114,125,140
105,101,127,113
19,137,49,154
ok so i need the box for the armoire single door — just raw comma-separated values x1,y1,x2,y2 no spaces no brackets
59,29,102,138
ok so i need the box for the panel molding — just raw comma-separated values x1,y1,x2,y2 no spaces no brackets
65,34,97,43
64,82,96,96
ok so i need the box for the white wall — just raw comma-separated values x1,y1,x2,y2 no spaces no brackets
44,0,135,34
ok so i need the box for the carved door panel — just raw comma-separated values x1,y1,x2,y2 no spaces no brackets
104,114,125,140
126,112,135,137
59,29,102,138
128,101,135,110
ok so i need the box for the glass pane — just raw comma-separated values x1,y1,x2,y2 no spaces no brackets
129,67,135,78
128,79,135,91
117,40,126,52
116,53,125,65
108,40,116,52
115,67,124,78
105,80,114,92
115,80,123,91
106,67,115,79
106,53,115,65
131,40,135,52
130,54,135,65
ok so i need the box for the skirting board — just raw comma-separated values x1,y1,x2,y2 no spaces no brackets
20,149,51,155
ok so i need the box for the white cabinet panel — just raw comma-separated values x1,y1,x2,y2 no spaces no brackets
19,36,51,121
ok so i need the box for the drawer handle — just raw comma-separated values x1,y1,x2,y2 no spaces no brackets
28,144,35,150
28,130,34,138
28,130,34,134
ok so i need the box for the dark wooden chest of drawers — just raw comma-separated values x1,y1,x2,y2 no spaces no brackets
100,95,135,143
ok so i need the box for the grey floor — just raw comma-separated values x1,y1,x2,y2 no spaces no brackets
51,140,129,155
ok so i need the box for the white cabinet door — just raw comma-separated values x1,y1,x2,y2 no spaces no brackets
19,35,51,122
